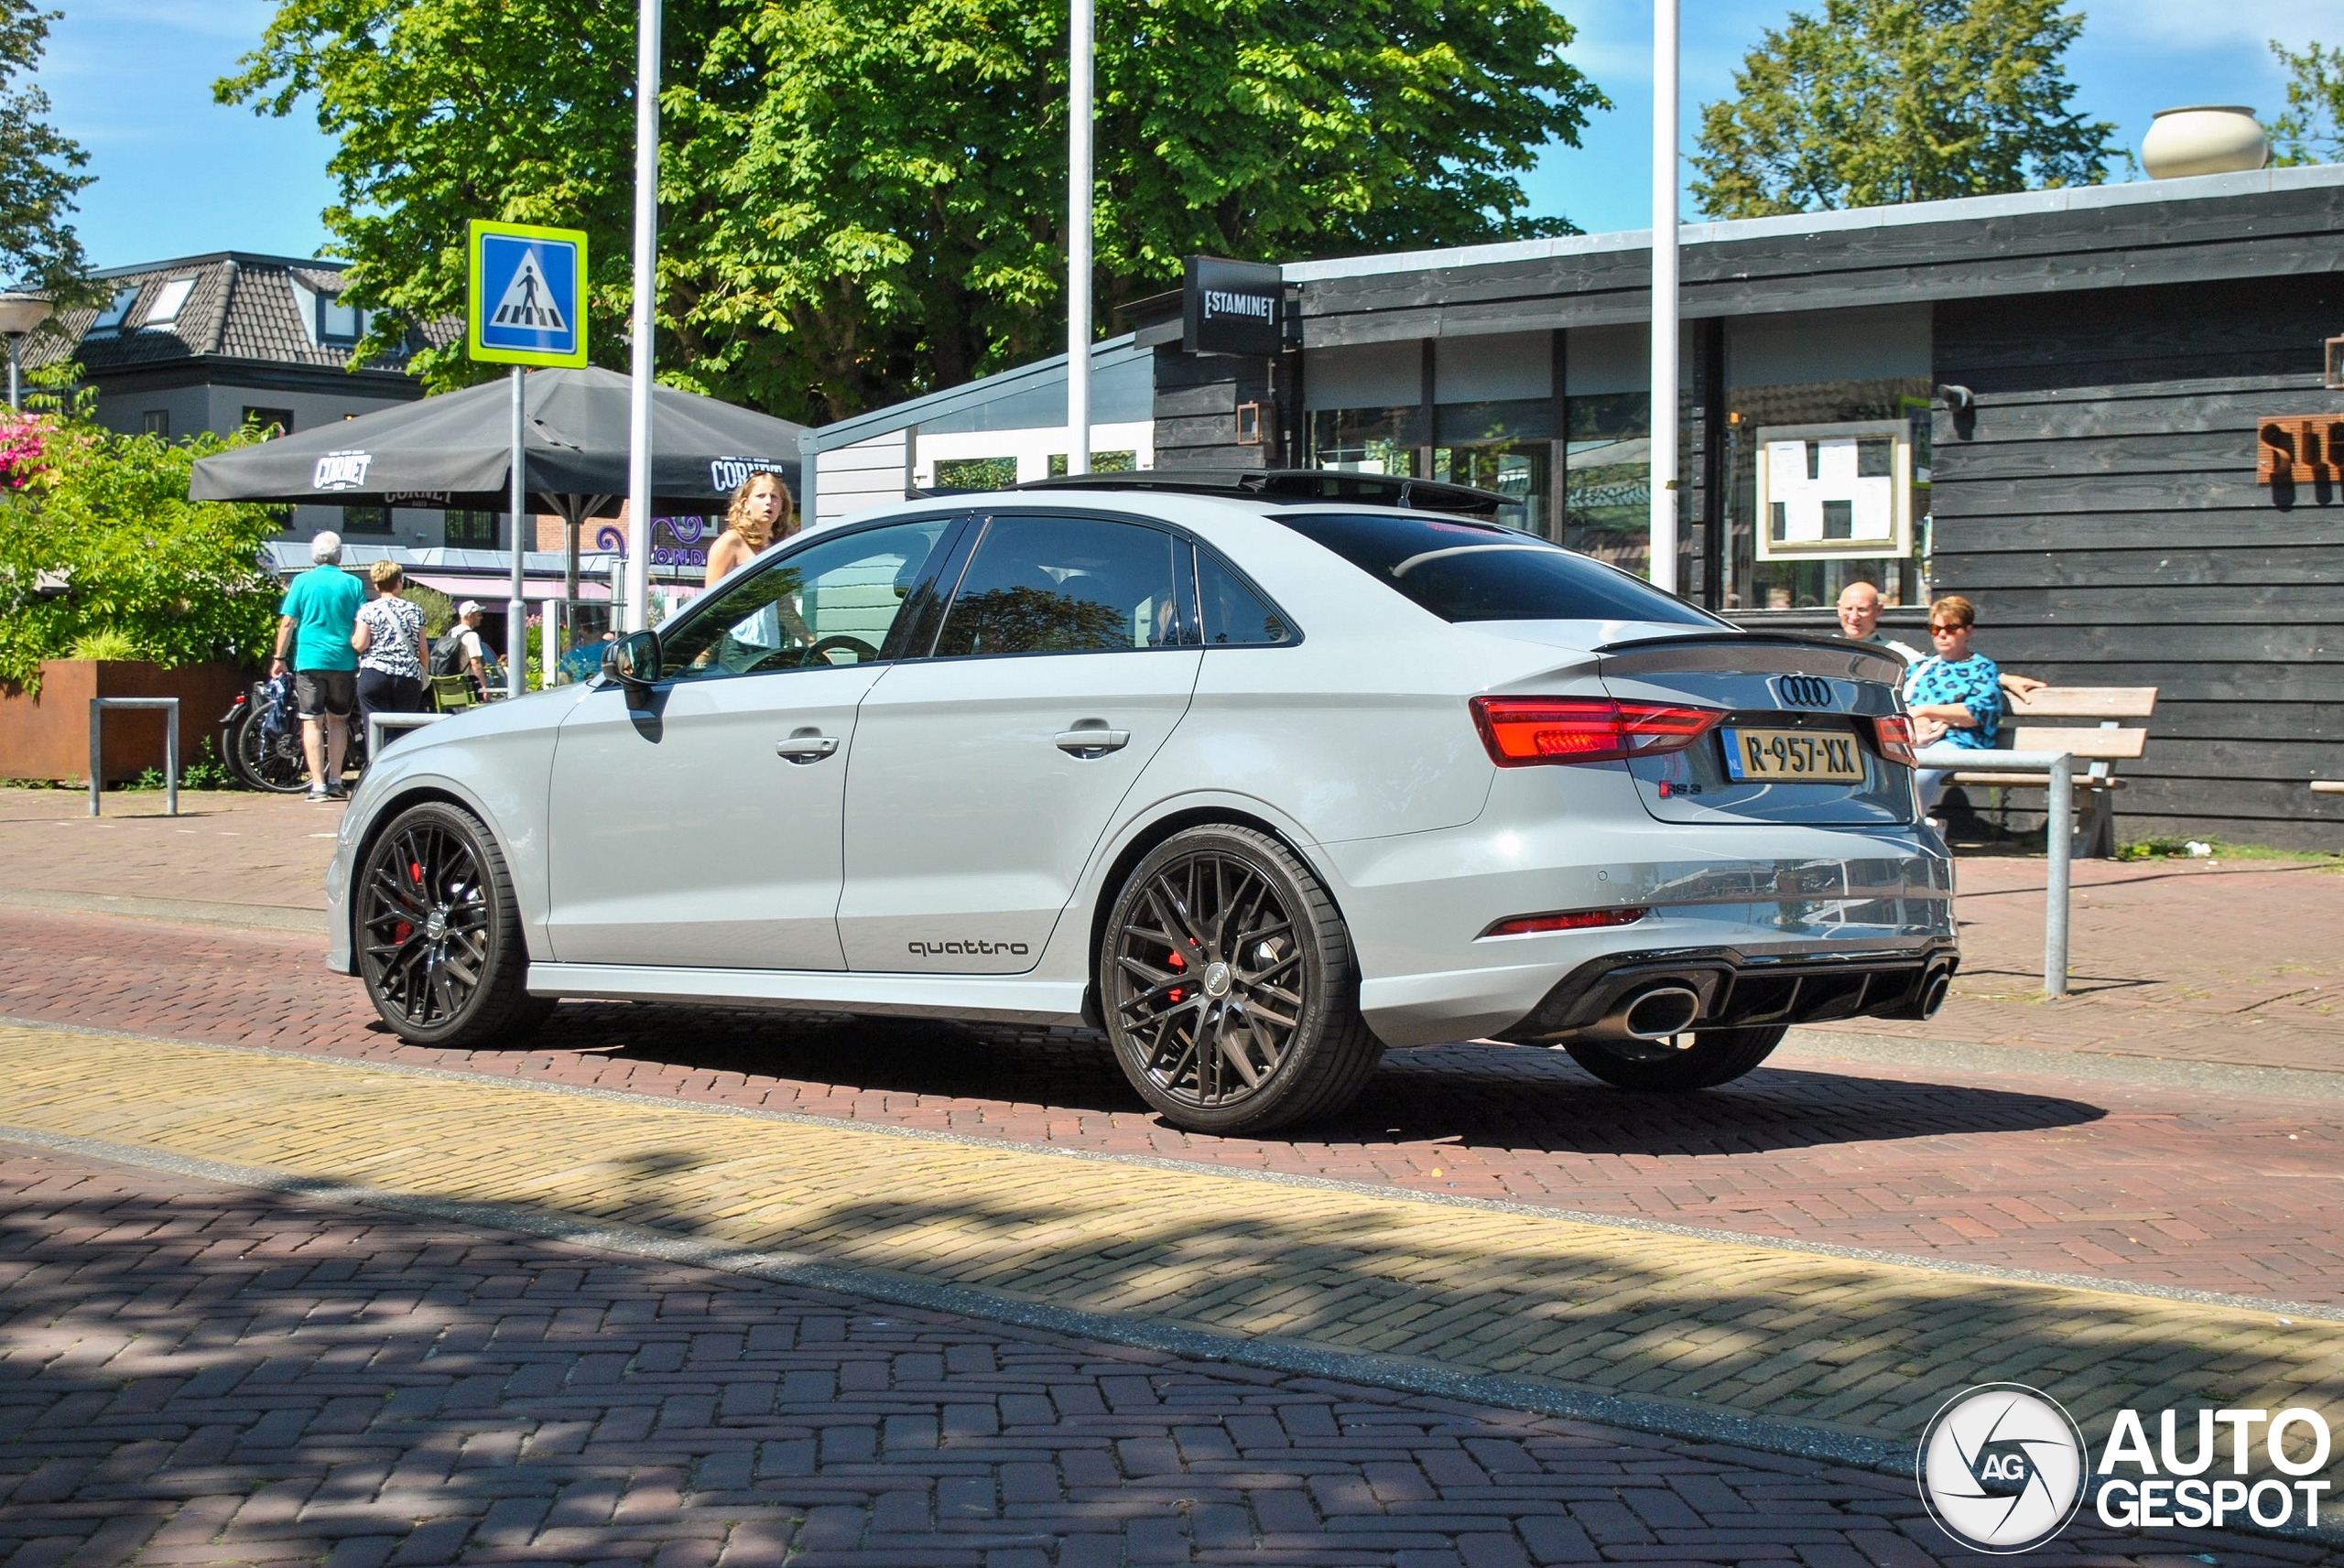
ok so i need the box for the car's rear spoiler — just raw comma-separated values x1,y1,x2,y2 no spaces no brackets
1593,631,1907,683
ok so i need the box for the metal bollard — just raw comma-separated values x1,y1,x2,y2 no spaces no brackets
2045,753,2071,999
1912,744,2077,999
366,710,445,759
88,696,179,818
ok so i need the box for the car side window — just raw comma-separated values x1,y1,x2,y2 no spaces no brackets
934,514,1189,658
1195,548,1296,646
657,519,952,682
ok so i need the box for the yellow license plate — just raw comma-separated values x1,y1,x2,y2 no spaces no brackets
1720,726,1866,784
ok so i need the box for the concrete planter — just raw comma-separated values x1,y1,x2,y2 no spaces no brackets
0,660,245,784
2142,106,2268,179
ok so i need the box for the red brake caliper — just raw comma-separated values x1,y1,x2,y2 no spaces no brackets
1167,948,1185,1003
395,860,423,945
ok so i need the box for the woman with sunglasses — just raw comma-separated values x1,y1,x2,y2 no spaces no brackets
1904,595,2002,820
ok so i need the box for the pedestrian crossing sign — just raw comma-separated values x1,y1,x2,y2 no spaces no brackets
467,220,588,367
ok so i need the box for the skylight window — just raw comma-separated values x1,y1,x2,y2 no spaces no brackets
142,278,195,328
89,286,139,333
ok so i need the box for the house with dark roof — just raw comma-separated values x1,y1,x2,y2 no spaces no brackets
20,252,491,549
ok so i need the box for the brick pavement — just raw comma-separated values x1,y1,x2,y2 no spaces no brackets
5,1146,2307,1568
0,1022,2338,1468
5,787,2339,1072
0,790,335,925
2,905,2339,1305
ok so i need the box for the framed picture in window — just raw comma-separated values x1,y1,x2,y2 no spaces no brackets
1753,418,1912,561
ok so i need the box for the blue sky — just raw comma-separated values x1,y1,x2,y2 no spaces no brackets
34,0,2344,271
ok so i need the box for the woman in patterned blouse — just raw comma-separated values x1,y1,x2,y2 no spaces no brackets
1904,595,2001,816
352,561,428,750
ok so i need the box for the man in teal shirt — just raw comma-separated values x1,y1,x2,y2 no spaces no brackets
269,531,366,801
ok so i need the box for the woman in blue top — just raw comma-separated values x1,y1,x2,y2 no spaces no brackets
1904,595,2001,817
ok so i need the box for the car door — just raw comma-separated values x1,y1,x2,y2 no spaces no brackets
838,510,1203,972
545,515,962,970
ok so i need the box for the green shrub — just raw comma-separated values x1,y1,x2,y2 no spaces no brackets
0,373,289,693
65,628,138,661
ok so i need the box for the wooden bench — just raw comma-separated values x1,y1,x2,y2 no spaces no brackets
1949,687,2157,857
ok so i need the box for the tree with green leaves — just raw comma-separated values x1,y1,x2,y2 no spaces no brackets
0,2,91,299
0,378,288,692
2270,39,2344,166
1690,0,2116,220
222,0,1601,423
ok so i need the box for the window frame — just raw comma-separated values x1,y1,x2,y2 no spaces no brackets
920,508,1296,666
634,512,974,691
142,278,196,329
1188,537,1303,649
90,286,139,334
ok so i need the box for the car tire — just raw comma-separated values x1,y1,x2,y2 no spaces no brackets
354,800,552,1049
1564,1023,1789,1091
1100,824,1383,1135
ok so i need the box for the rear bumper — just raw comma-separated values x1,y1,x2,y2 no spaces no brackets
1492,939,1959,1044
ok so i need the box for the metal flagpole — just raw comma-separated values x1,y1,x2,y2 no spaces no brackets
1647,0,1680,593
1065,0,1093,477
505,366,527,697
624,0,662,633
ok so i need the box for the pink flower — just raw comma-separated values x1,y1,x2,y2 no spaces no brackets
0,414,50,489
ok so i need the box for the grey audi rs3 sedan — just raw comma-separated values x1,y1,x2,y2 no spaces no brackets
327,474,1955,1133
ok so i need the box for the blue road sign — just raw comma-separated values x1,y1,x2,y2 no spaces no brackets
468,220,588,367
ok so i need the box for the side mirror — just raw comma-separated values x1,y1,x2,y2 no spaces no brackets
603,630,661,708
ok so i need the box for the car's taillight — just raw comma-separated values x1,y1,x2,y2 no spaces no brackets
1480,906,1647,938
1470,696,1724,767
1872,713,1918,767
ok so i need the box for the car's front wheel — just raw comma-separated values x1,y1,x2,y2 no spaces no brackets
355,800,550,1048
1565,1023,1788,1091
1101,825,1383,1135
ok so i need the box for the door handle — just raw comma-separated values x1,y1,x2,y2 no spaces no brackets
1055,728,1131,757
776,733,840,762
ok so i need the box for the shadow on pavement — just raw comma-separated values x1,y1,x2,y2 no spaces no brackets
498,1000,2107,1159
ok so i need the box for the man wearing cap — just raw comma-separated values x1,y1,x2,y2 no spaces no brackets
270,531,365,802
433,600,494,696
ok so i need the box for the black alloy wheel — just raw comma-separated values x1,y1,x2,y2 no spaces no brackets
1101,825,1383,1135
355,800,549,1048
1565,1023,1789,1091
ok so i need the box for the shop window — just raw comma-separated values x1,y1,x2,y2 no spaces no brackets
934,456,1017,491
445,510,500,548
1720,379,1932,610
1047,450,1137,475
341,505,393,535
242,407,293,438
1308,406,1425,477
141,410,169,438
1432,443,1552,539
1563,391,1652,576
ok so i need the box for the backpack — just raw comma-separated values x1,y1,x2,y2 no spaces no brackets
430,629,471,676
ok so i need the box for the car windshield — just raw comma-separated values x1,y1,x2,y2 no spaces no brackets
1273,512,1723,627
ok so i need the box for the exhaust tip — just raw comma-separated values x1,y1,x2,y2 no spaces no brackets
1917,968,1952,1020
1622,985,1701,1040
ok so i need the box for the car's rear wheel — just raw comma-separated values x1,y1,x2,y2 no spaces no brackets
1565,1023,1788,1091
1101,825,1383,1135
355,800,550,1048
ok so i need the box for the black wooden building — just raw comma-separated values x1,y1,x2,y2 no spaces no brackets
1128,166,2344,849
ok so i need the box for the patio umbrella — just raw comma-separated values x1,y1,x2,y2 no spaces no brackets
190,365,804,624
188,365,803,517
